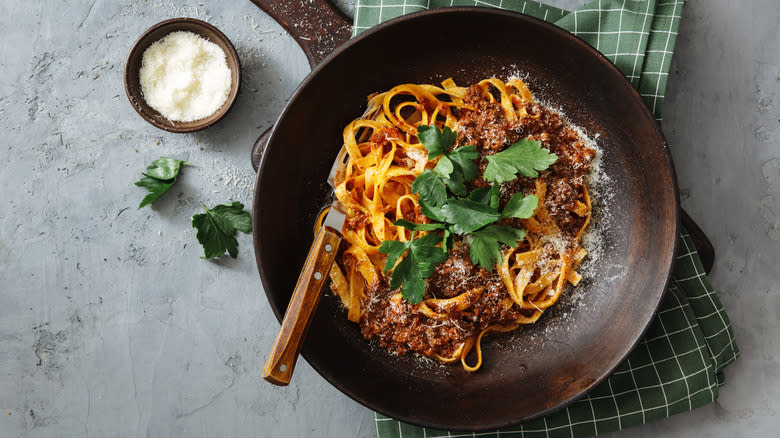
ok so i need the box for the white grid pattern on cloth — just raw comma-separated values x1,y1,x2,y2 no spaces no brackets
659,291,701,411
650,0,678,115
353,1,567,33
625,357,648,424
629,0,652,85
613,0,626,67
675,233,739,369
375,335,720,437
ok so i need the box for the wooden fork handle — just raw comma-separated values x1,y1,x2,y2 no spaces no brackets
262,225,342,385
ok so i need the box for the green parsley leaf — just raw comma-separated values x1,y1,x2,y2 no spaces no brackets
501,194,539,219
411,170,447,207
465,185,495,207
442,228,454,253
135,176,175,209
411,233,449,278
468,184,501,209
412,125,479,198
400,258,424,302
441,198,501,234
134,157,187,209
440,145,480,196
432,155,454,179
490,184,500,209
210,202,252,233
470,225,527,270
417,124,456,158
419,199,447,222
446,178,469,197
192,202,252,259
378,240,407,272
388,129,546,278
143,156,188,180
447,145,480,182
393,219,445,231
378,231,448,304
389,254,413,290
467,186,492,205
483,138,558,183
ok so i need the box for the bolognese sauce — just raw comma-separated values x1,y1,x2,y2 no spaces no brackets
328,78,596,370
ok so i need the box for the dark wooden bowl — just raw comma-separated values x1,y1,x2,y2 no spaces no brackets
252,7,679,431
124,18,240,133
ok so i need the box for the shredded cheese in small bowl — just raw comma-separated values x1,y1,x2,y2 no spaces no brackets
124,18,240,133
139,31,232,123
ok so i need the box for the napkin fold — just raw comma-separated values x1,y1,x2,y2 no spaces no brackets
353,1,739,437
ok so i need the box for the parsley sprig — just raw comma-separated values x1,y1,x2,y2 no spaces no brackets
192,202,252,259
436,190,538,268
378,228,448,304
378,125,557,303
134,157,188,209
483,137,558,183
412,125,479,199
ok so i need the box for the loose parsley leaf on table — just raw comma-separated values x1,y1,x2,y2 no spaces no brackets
143,157,187,180
483,138,558,183
378,224,448,304
192,202,252,259
134,157,188,209
135,177,175,209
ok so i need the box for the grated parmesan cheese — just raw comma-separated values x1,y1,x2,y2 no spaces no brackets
405,147,429,172
139,31,232,122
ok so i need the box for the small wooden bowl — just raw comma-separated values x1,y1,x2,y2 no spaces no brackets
124,18,241,133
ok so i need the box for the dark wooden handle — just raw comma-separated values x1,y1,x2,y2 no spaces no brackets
249,0,352,68
262,225,342,385
249,0,353,171
680,208,715,274
251,127,272,172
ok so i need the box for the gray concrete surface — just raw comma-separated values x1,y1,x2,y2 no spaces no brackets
0,1,777,437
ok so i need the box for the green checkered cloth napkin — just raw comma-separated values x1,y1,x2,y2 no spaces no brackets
353,1,740,437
